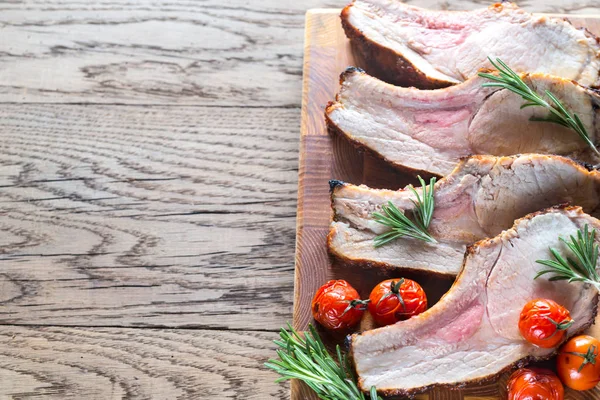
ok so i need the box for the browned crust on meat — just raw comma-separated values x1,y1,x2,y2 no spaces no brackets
326,224,458,279
341,4,455,89
327,157,600,280
327,177,457,279
360,295,598,398
459,153,598,177
326,66,443,177
342,3,600,90
515,153,596,172
464,204,580,256
564,20,600,88
349,205,600,397
326,68,600,176
325,103,441,178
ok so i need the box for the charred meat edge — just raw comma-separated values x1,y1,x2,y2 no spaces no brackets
326,221,457,279
327,176,444,278
341,2,600,89
324,68,440,178
347,205,600,397
341,4,455,89
327,155,597,278
325,67,600,177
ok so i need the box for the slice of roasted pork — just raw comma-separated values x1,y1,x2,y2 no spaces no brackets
329,154,600,276
351,206,600,396
342,1,600,88
326,68,600,176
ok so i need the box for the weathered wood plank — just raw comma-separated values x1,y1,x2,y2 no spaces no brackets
0,0,336,106
0,104,298,330
0,325,285,399
2,2,600,400
0,0,598,106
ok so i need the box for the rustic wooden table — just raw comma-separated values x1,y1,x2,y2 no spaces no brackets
0,1,599,399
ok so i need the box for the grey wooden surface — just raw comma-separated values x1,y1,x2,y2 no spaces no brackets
0,0,599,398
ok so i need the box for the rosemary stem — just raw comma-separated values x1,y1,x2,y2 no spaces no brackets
479,57,599,158
266,324,381,400
535,225,600,289
372,176,437,246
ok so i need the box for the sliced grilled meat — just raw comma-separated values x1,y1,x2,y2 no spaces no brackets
342,1,600,88
351,206,599,396
329,154,600,276
326,68,600,176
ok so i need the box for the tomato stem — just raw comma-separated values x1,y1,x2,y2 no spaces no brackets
547,317,574,331
566,344,598,372
341,299,370,317
377,278,406,311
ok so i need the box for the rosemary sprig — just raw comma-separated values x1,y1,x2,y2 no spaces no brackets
372,176,437,247
265,324,381,400
535,225,600,290
478,57,600,157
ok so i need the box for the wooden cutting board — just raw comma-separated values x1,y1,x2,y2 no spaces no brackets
293,9,600,400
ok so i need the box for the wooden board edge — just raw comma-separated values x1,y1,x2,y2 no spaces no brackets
293,10,317,332
290,10,329,400
292,6,600,333
293,5,600,330
292,7,600,400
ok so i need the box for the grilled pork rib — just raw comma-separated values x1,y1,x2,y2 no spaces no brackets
351,206,599,396
326,68,600,176
329,154,600,276
342,1,600,88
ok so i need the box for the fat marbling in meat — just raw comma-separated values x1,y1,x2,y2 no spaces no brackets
351,206,599,396
326,68,600,176
342,1,600,88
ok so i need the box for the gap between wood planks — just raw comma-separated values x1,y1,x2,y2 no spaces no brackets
0,323,287,399
0,323,282,333
0,103,301,108
0,104,298,330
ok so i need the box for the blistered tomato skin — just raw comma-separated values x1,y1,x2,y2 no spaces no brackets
518,299,573,348
557,335,600,391
507,368,564,400
311,280,366,331
368,278,427,326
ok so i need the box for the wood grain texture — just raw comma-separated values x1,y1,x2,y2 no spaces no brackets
0,104,298,330
2,0,600,399
0,0,599,106
0,0,340,106
294,8,600,400
0,325,285,399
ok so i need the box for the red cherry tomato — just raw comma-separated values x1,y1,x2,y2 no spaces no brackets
311,280,367,331
518,299,573,348
557,335,600,391
367,278,427,326
507,368,564,400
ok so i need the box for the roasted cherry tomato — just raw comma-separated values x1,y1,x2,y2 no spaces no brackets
507,368,564,400
367,278,427,326
311,280,367,331
557,335,600,391
518,299,573,348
